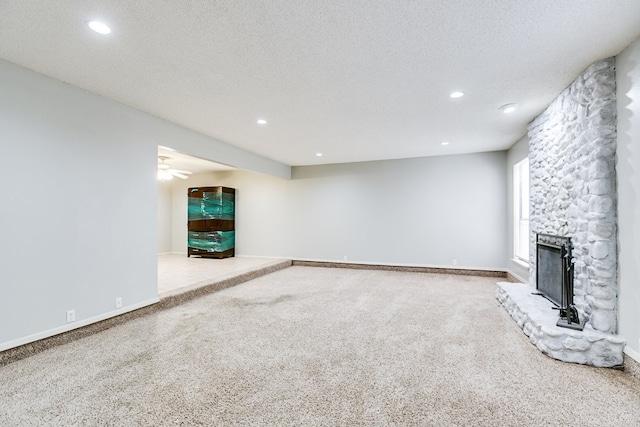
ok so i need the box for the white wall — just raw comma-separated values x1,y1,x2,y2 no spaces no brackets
616,36,640,359
0,59,289,351
505,136,530,282
168,152,508,270
169,171,293,257
157,182,173,253
0,59,158,349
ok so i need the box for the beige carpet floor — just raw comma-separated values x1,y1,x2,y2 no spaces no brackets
1,266,639,426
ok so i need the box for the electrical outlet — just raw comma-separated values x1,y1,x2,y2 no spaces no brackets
343,255,348,261
115,297,123,309
453,259,457,266
66,309,76,323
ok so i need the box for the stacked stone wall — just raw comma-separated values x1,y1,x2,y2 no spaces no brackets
528,58,617,334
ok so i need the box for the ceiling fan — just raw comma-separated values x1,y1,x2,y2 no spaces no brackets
157,156,192,181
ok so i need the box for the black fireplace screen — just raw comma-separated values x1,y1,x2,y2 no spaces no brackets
536,233,583,330
536,233,572,308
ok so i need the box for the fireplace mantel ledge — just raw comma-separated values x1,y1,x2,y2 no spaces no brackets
496,282,625,368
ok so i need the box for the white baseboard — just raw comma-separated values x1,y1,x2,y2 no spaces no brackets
160,252,506,273
624,345,640,363
506,268,528,283
0,297,159,352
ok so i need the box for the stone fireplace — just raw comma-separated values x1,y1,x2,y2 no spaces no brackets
497,57,625,367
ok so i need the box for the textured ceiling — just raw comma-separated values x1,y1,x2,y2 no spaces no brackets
2,1,640,167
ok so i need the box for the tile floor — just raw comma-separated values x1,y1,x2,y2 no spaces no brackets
158,253,290,297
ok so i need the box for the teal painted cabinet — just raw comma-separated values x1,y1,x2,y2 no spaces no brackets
187,186,235,258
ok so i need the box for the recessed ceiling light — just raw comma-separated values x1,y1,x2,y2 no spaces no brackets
441,142,450,146
499,103,518,114
256,119,267,125
450,91,464,99
316,153,323,157
87,20,111,35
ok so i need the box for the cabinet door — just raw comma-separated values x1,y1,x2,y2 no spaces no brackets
187,187,235,221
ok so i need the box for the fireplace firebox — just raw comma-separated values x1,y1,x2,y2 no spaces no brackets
536,233,584,330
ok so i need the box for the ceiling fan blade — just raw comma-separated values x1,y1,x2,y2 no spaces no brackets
171,169,192,174
171,171,190,179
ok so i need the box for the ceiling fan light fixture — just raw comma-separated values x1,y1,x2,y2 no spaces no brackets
157,156,192,181
157,170,173,181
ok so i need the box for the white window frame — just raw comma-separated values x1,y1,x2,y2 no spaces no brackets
513,158,530,265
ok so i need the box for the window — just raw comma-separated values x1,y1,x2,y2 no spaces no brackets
513,158,529,263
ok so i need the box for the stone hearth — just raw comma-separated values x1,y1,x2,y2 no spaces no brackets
497,282,624,367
